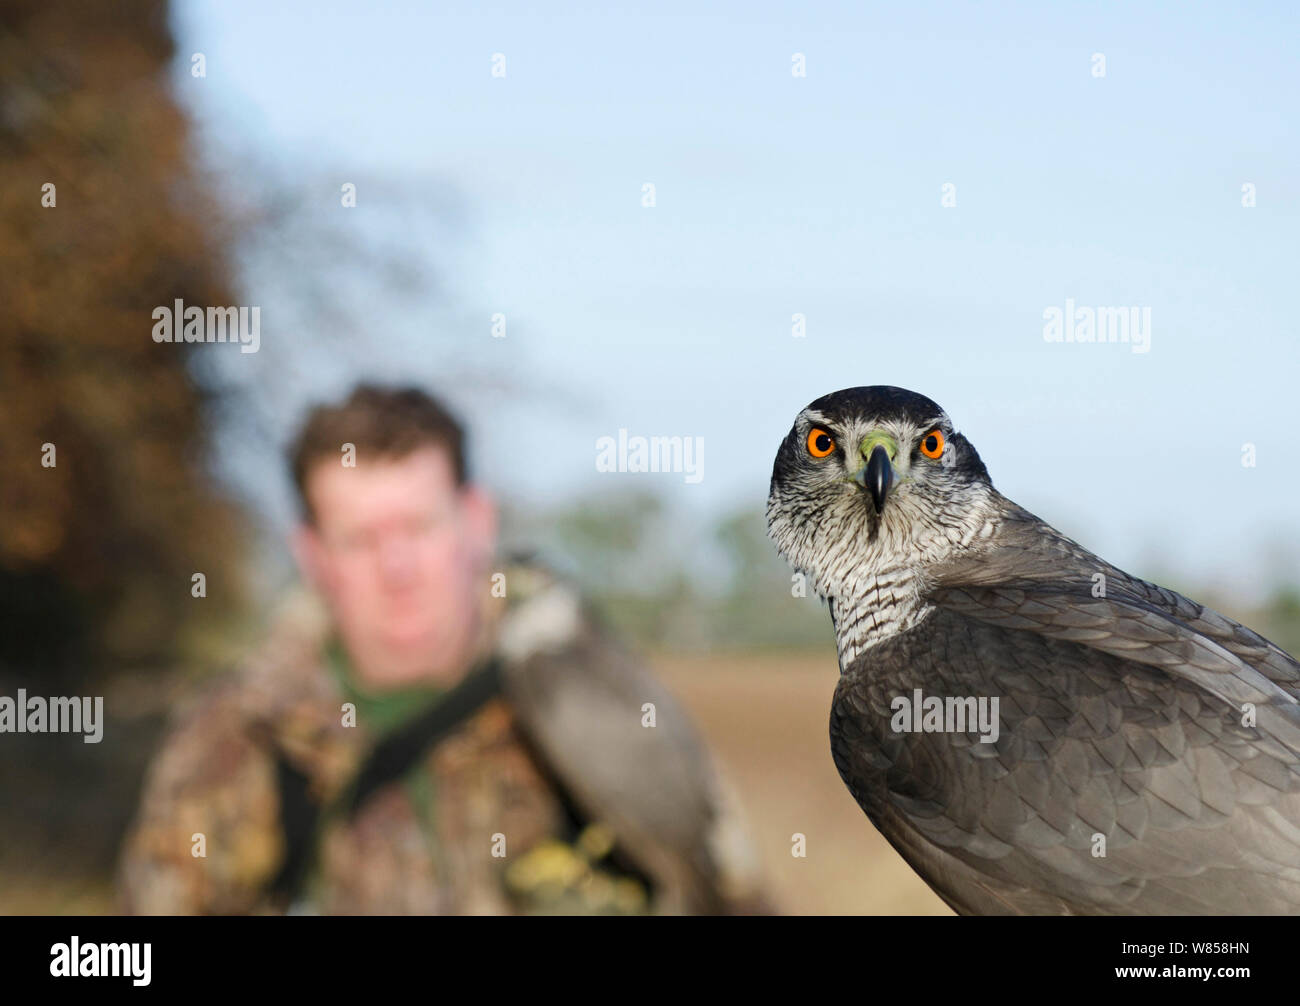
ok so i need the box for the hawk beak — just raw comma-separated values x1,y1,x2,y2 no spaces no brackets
857,445,893,514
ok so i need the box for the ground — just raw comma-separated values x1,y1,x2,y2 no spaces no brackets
654,650,951,915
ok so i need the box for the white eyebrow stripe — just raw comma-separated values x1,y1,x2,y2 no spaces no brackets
801,410,950,436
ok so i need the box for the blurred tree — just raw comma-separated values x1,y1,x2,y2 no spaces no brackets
0,0,253,906
709,506,829,651
0,0,246,682
508,491,828,653
1259,587,1300,659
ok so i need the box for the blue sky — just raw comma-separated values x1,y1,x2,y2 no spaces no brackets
172,1,1300,599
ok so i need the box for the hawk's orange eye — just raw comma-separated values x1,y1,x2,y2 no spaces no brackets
920,429,945,459
806,428,835,458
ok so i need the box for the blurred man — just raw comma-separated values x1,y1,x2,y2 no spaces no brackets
117,384,763,914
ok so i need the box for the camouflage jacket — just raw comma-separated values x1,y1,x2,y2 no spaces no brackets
117,561,763,915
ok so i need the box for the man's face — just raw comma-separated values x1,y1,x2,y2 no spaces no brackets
294,446,497,687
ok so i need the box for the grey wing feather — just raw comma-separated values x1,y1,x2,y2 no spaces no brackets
833,503,1300,914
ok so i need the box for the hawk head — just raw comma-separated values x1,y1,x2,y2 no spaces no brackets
766,386,997,606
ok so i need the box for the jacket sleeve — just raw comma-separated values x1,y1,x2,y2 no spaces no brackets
116,682,285,915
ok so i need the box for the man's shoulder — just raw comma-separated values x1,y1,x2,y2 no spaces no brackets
190,587,335,707
149,588,350,782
